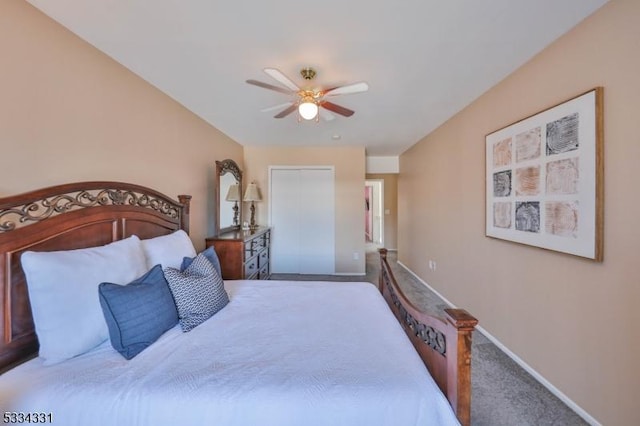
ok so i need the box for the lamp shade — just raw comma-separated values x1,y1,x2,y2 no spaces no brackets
298,101,318,120
243,183,261,202
225,183,240,201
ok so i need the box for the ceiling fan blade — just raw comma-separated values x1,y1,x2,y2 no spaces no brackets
264,68,300,92
246,79,294,95
274,104,298,119
261,102,294,113
320,101,355,117
319,108,336,121
323,82,369,97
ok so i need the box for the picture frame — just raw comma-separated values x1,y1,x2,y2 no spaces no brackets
485,87,603,261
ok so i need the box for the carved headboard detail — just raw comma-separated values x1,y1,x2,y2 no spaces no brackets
0,182,191,372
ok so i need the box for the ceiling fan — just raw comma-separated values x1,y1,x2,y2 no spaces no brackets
246,67,369,122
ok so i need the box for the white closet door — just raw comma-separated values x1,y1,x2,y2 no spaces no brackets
297,169,334,273
270,169,301,273
270,167,335,274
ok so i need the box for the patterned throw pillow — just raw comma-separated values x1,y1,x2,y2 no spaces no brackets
163,253,229,332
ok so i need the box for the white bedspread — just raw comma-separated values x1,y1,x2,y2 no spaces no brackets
0,280,459,426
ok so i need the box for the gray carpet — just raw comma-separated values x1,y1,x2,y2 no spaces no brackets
271,251,587,426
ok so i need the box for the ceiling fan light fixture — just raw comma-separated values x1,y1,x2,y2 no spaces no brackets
298,97,319,120
248,67,367,121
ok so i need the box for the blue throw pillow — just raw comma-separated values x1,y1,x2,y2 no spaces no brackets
181,246,222,278
99,264,179,360
165,253,229,332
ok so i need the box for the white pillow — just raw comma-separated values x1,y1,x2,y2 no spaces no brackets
141,230,196,270
21,235,148,365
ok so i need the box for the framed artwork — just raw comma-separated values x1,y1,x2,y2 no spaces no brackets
485,87,603,261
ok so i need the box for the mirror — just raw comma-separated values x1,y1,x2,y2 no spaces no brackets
215,159,243,235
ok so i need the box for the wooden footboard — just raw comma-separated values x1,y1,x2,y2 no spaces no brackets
378,249,477,426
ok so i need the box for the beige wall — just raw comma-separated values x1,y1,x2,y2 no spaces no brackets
399,1,639,425
366,174,398,250
0,0,243,250
243,146,366,274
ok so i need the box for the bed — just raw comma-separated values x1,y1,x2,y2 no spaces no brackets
0,181,477,426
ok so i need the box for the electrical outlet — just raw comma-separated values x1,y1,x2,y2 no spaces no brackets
353,252,359,260
429,260,437,271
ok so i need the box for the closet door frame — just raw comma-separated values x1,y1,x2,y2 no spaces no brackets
268,165,335,274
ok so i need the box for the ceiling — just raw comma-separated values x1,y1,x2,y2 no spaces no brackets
28,0,607,156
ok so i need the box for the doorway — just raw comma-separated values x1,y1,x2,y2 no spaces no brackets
365,179,384,248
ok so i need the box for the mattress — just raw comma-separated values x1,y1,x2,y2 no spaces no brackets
0,280,459,426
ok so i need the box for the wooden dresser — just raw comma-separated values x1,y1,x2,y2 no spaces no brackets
205,227,270,280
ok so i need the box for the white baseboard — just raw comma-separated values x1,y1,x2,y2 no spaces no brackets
396,261,601,426
334,272,366,276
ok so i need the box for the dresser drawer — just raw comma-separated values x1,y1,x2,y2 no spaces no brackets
244,255,259,277
258,263,270,280
258,247,269,267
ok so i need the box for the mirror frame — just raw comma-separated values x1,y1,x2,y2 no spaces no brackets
215,159,243,235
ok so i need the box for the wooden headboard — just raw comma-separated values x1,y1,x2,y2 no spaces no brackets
0,182,191,373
